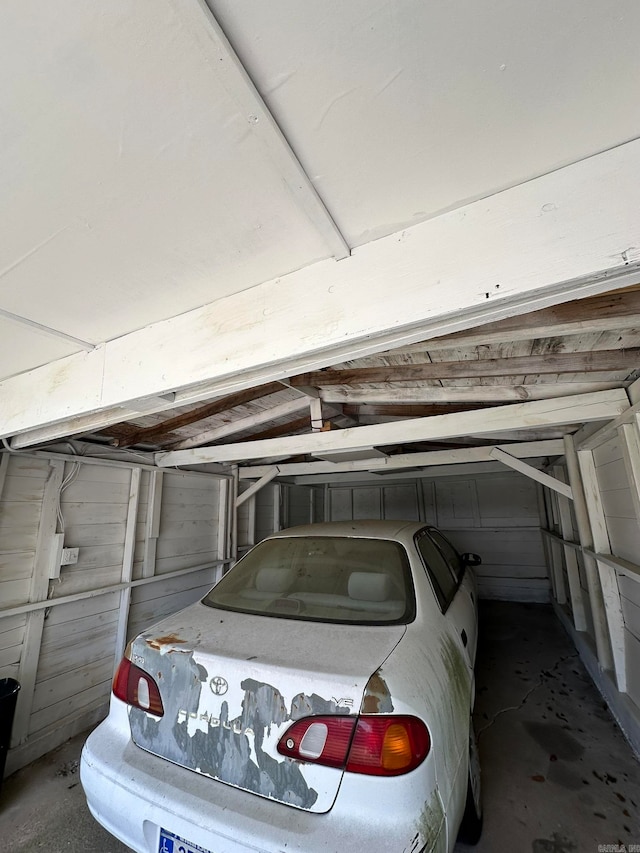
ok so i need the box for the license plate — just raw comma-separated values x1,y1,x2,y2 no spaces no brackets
158,827,213,853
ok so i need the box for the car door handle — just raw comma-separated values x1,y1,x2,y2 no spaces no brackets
460,629,468,648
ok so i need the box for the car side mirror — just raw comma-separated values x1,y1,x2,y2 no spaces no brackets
462,553,482,566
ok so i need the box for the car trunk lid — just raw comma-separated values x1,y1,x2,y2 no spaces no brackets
127,602,405,813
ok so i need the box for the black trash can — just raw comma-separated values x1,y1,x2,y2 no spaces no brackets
0,678,20,794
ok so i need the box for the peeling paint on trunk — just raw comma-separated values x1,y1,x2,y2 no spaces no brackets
128,637,356,810
362,669,394,714
123,607,405,814
146,633,188,651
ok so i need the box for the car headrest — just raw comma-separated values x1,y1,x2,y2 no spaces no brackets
348,571,392,602
255,567,295,593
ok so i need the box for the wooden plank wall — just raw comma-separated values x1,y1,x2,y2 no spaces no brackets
546,464,597,643
127,470,221,639
427,474,549,602
255,484,281,542
236,482,252,555
592,436,640,711
329,482,420,523
284,484,325,528
0,453,224,775
0,455,50,683
320,471,549,602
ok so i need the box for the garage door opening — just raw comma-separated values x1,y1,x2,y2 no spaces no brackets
2,289,640,851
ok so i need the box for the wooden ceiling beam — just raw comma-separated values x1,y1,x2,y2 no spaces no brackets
6,141,640,445
238,438,565,479
342,402,496,418
107,381,285,446
320,382,623,405
395,287,640,351
227,415,312,443
156,389,628,466
167,397,310,450
291,349,640,386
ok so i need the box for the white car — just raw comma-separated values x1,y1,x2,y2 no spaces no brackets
81,520,482,853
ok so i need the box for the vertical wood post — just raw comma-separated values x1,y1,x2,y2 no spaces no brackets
113,467,141,671
0,452,10,502
552,466,587,631
537,483,554,595
550,538,567,604
539,485,564,603
217,477,229,571
246,495,257,547
563,435,613,671
309,488,315,525
549,485,566,603
273,484,281,532
619,422,640,525
309,398,323,432
12,459,65,746
576,448,626,691
142,470,163,578
230,465,239,565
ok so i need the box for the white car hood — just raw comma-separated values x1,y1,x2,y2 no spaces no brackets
128,601,405,813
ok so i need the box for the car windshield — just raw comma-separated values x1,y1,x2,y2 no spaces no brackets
202,536,415,624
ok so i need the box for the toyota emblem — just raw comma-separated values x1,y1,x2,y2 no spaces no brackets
209,676,228,695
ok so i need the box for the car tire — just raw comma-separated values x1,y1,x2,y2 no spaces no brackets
457,719,483,845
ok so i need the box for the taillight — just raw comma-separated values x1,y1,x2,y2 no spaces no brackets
112,657,164,716
346,716,430,775
277,715,429,776
278,717,355,768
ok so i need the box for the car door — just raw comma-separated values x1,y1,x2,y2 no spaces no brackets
415,529,476,674
428,528,478,666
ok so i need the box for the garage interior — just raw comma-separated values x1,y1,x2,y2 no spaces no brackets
1,1,640,850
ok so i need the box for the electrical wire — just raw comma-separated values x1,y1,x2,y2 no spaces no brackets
55,460,81,533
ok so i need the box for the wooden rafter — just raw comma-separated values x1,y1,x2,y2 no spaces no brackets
226,415,312,444
342,402,496,418
156,389,628,466
168,397,310,450
319,383,623,405
403,286,640,350
238,438,565,479
291,349,640,387
107,381,285,447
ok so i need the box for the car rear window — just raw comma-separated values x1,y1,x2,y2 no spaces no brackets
202,536,415,625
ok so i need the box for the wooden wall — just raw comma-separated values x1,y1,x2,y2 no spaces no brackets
293,471,550,602
593,436,640,712
0,455,49,686
236,482,281,556
128,470,221,639
284,484,325,528
256,484,281,542
0,451,225,775
424,474,549,602
539,425,640,752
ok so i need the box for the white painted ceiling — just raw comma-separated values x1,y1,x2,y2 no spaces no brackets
1,0,640,385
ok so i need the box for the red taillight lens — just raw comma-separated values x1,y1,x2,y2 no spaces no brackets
346,716,430,776
277,715,430,776
112,657,164,717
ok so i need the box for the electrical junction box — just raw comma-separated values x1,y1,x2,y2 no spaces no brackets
49,535,80,580
61,547,79,566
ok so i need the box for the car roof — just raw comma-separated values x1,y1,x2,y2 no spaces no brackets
268,519,426,541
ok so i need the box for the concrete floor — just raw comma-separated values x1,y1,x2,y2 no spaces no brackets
1,602,639,852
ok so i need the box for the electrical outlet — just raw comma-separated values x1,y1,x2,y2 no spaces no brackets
61,547,79,566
